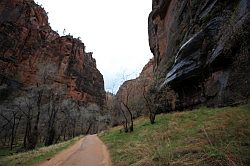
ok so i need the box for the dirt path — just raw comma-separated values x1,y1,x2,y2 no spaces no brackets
38,135,111,166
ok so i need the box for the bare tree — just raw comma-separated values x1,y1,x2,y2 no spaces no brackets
0,107,22,150
14,95,34,150
44,90,63,146
142,78,157,124
116,98,129,132
117,81,134,132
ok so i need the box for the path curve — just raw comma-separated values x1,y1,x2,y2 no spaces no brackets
38,135,111,166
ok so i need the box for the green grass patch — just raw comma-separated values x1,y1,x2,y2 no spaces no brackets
0,136,82,166
100,103,250,166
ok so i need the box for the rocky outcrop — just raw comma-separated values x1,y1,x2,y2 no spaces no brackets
0,0,105,107
149,0,250,108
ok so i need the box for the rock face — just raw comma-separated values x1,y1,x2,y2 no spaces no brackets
115,59,154,117
149,0,250,108
0,0,105,107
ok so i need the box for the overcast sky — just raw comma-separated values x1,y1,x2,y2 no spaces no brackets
34,0,152,93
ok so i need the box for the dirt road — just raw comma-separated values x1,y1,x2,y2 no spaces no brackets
38,135,111,166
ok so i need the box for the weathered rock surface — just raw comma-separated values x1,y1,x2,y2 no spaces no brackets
149,0,250,109
0,0,105,107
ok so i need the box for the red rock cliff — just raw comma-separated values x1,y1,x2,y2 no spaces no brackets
0,0,105,107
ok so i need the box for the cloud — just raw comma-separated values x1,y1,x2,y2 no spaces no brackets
35,0,152,93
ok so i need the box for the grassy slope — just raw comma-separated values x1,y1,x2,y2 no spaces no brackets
0,136,81,166
100,104,250,166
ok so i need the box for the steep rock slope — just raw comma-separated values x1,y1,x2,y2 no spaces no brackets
149,0,250,108
0,0,105,107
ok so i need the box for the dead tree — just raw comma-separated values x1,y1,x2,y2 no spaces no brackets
118,81,134,132
0,109,22,150
118,100,129,132
15,96,37,150
120,101,133,132
44,91,62,146
142,79,157,124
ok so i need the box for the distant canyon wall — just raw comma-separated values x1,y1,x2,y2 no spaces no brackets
115,59,154,119
148,0,250,109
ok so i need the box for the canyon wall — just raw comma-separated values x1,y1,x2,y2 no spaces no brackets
149,0,250,109
115,59,154,118
0,0,105,107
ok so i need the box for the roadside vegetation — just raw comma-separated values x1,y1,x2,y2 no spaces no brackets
0,136,82,166
100,103,250,166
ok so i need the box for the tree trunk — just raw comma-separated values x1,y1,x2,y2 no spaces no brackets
45,128,55,146
31,109,40,149
23,120,29,148
128,110,133,132
85,123,92,135
150,112,156,124
10,114,16,150
120,107,128,133
122,102,133,132
45,100,58,146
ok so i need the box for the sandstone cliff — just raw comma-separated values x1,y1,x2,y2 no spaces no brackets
149,0,250,109
0,0,105,107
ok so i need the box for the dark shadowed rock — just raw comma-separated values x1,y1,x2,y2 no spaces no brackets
149,0,250,109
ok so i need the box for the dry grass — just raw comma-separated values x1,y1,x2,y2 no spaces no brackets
100,103,250,166
0,136,82,166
